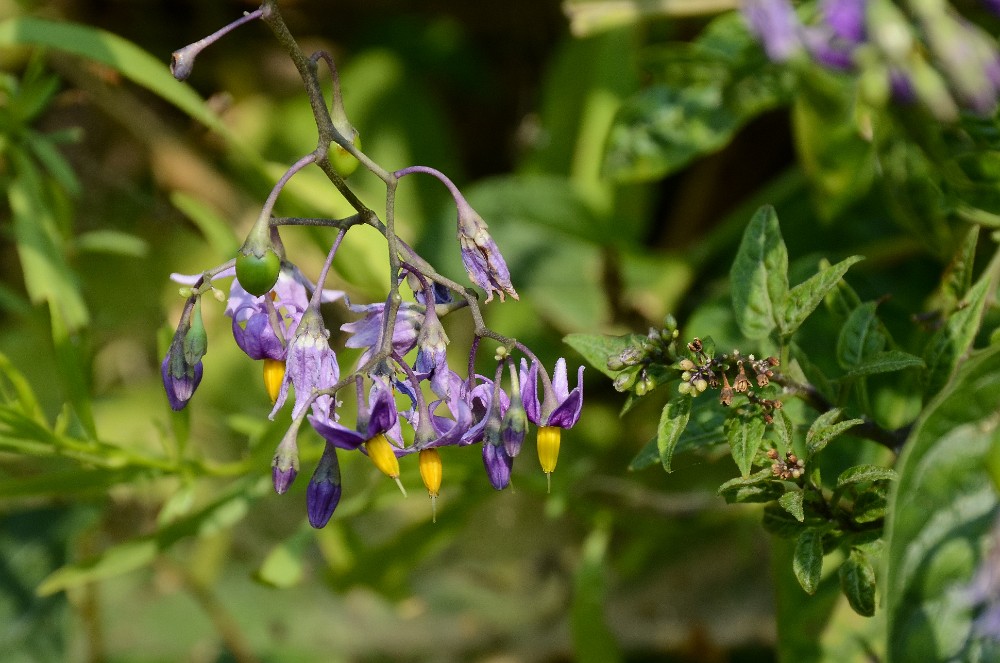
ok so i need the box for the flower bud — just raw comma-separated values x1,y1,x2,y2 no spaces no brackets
306,443,341,528
613,370,638,392
271,431,300,495
182,299,208,367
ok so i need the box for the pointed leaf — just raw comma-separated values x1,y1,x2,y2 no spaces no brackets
779,490,806,522
836,464,898,488
937,225,979,311
771,407,794,455
839,549,876,616
726,415,766,478
807,417,864,456
840,350,925,379
565,332,646,380
718,468,782,504
780,255,863,337
793,529,825,595
656,395,691,473
731,205,788,340
921,270,993,399
836,302,887,369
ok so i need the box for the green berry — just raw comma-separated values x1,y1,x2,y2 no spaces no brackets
331,133,361,178
236,248,280,296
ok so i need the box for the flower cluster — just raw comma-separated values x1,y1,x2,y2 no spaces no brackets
160,4,584,528
742,0,1000,120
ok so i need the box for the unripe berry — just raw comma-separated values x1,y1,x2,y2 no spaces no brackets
235,247,280,296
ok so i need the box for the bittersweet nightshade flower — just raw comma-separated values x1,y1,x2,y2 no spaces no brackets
521,358,584,489
309,378,398,450
270,307,340,421
456,199,518,304
414,300,450,398
341,298,422,367
306,442,342,528
743,0,803,62
460,374,510,446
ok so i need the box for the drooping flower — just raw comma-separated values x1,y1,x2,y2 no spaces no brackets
456,199,519,304
309,378,406,494
269,307,340,421
413,301,451,398
520,358,584,488
271,426,299,494
340,298,423,367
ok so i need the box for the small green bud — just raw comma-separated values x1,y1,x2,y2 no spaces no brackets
678,359,696,371
613,370,638,392
678,381,691,395
680,371,692,382
182,300,208,366
694,378,708,393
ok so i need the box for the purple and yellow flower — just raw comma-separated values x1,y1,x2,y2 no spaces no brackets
521,358,584,488
309,379,406,494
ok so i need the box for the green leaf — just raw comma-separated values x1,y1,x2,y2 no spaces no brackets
629,397,727,470
255,540,306,589
779,490,806,522
0,352,45,424
7,159,89,332
805,409,864,456
836,464,898,488
656,395,691,473
73,230,149,258
726,414,766,478
764,503,807,538
718,468,783,504
731,205,789,340
935,225,979,312
885,345,1000,662
772,407,794,455
780,256,863,337
793,529,825,595
839,549,877,617
603,14,789,181
840,350,925,380
836,302,888,369
921,268,994,400
851,490,888,524
48,303,96,439
565,332,646,380
604,84,737,181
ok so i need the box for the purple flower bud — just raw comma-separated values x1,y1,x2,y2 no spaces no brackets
271,432,299,494
482,439,513,490
306,443,342,528
161,352,203,411
457,200,519,303
502,364,527,457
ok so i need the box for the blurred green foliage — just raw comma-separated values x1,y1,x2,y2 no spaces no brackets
1,1,999,662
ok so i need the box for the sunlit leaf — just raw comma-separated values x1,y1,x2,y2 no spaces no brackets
780,255,863,338
565,332,645,380
726,414,765,478
840,350,925,380
779,490,805,522
730,205,789,340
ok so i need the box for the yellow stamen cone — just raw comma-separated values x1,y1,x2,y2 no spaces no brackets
537,425,561,494
263,358,285,403
365,434,407,497
419,449,442,523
